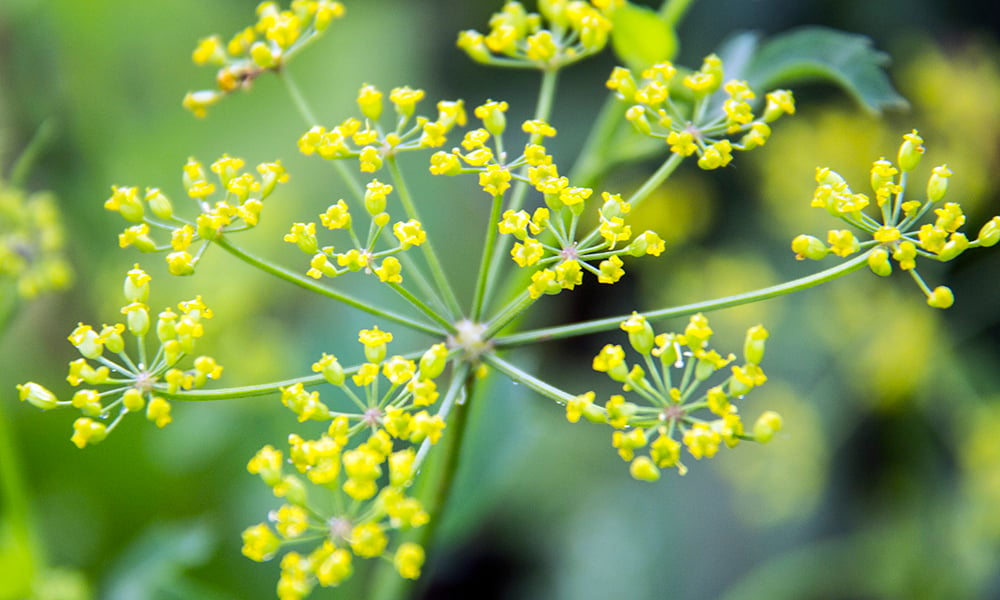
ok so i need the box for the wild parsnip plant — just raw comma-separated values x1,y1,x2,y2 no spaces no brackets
16,1,1000,598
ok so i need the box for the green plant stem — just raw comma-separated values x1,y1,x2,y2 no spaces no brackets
660,0,698,27
214,236,444,336
471,194,505,322
369,363,473,600
483,289,536,339
568,95,627,187
166,373,325,402
482,68,561,305
388,282,456,333
482,352,575,404
0,399,41,595
8,118,57,188
495,251,873,347
280,69,364,203
386,157,464,320
579,151,685,248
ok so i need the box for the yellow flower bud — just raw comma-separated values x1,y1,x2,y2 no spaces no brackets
927,286,954,309
753,411,782,443
927,165,952,202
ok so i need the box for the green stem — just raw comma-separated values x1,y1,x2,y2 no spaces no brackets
568,95,626,187
8,118,57,188
369,363,473,600
579,151,685,248
164,373,324,402
214,236,444,336
482,68,561,304
0,399,41,595
388,282,456,333
660,0,698,26
482,352,575,404
471,194,505,322
386,157,463,320
483,289,537,340
495,251,873,347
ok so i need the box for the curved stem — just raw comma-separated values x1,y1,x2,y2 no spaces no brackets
214,236,444,336
661,0,698,26
495,251,873,347
386,157,463,319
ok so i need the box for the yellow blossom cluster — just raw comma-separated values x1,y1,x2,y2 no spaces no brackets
183,0,346,117
429,104,665,297
791,130,1000,308
607,56,795,169
298,84,467,172
108,155,289,276
16,265,222,447
0,176,73,298
457,0,615,69
285,179,427,284
242,328,450,597
566,313,781,480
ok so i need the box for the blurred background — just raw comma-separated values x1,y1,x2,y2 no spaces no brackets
1,0,998,598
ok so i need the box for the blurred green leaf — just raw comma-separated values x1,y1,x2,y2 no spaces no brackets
610,2,678,72
738,26,909,114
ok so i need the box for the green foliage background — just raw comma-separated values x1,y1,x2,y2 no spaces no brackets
1,0,998,598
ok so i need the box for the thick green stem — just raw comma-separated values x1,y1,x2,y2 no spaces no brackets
214,236,444,336
495,251,873,347
0,399,41,596
483,290,537,339
370,363,473,600
388,282,456,333
386,157,464,319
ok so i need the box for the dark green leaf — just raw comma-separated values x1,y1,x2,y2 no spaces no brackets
741,26,908,114
610,2,678,72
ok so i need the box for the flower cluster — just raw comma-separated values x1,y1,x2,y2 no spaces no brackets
0,177,72,298
108,155,289,276
608,56,795,169
16,266,221,447
791,130,1000,308
285,179,427,284
183,0,346,117
242,328,450,597
298,84,467,170
567,313,781,480
430,103,666,297
457,0,615,69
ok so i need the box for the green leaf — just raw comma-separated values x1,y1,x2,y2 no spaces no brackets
610,2,678,72
740,26,908,114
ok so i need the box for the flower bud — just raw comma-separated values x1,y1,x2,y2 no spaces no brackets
122,388,146,412
418,344,448,380
17,382,58,410
629,456,661,482
937,233,968,261
144,188,174,220
976,216,1000,247
897,130,924,172
625,105,651,135
753,411,783,443
743,324,768,365
791,234,828,260
927,165,952,202
621,313,654,355
927,286,954,309
312,353,345,386
867,247,892,276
